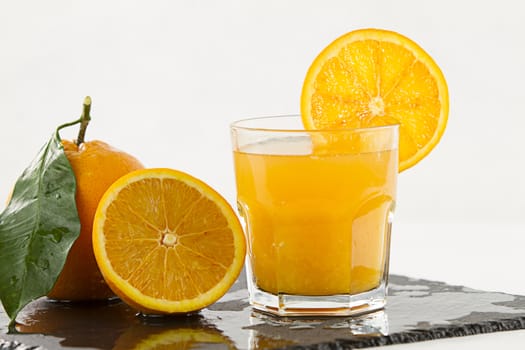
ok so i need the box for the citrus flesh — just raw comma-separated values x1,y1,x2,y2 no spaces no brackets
301,28,449,171
47,140,144,301
92,168,246,314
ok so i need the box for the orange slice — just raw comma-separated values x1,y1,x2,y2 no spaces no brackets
92,168,246,314
301,28,449,171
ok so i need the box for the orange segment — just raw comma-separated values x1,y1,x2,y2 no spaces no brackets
92,168,246,314
301,28,448,171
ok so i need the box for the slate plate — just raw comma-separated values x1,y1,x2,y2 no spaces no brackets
1,274,525,349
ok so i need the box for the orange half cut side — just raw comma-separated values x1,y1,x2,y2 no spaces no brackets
92,168,246,314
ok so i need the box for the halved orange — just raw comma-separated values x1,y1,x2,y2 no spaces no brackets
301,28,449,171
114,327,236,350
92,168,246,315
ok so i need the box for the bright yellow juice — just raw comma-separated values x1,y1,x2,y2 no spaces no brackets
234,138,397,296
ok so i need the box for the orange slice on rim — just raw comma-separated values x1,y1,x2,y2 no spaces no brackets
301,28,449,171
92,168,246,314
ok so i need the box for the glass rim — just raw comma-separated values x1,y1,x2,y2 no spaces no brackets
230,114,399,133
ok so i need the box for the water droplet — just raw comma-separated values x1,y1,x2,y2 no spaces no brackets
10,276,19,285
38,259,50,270
51,231,62,243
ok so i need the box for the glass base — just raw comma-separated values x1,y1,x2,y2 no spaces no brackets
248,282,387,317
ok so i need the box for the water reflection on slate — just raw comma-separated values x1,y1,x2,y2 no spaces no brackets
1,274,525,349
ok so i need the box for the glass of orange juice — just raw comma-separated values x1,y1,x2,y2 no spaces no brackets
231,115,398,316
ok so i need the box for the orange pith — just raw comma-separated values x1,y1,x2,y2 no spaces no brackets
301,28,449,171
92,168,246,314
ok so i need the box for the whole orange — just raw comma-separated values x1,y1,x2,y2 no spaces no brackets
46,139,144,301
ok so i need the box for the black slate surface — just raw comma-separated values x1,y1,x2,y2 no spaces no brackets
1,274,525,349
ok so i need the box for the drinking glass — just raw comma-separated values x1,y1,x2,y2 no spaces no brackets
231,115,398,316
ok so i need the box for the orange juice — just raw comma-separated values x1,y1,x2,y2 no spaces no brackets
234,137,397,296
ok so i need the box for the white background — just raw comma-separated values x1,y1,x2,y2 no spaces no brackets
1,1,525,348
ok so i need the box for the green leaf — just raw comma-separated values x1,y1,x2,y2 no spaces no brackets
0,127,80,327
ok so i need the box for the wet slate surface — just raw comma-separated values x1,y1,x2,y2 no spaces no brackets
1,274,525,349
